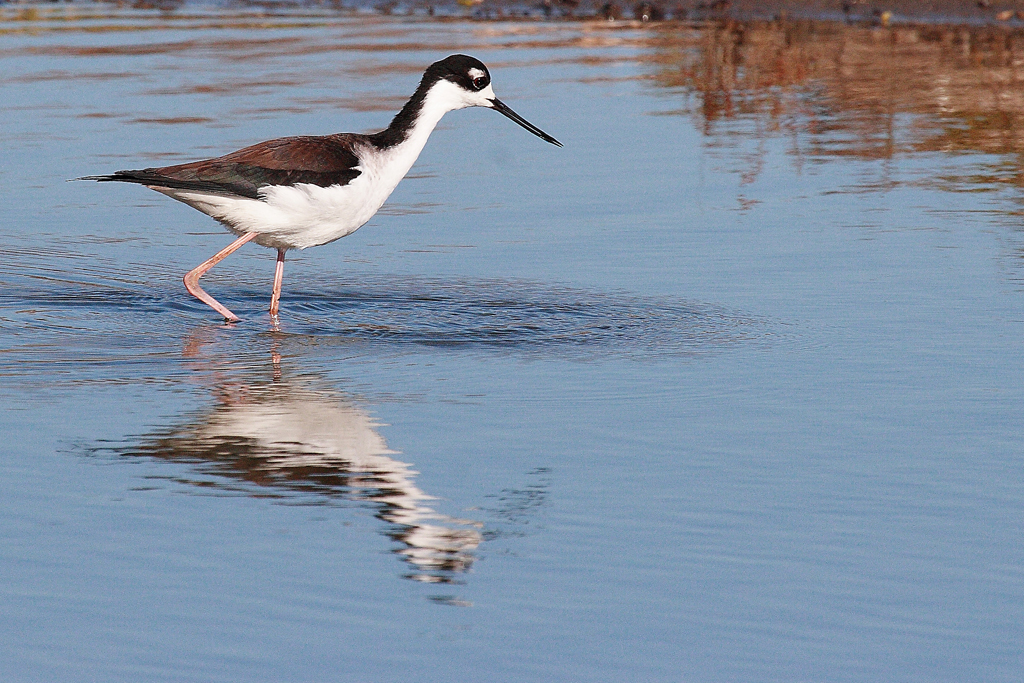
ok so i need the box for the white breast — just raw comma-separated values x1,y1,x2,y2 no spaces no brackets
157,85,460,251
158,158,392,251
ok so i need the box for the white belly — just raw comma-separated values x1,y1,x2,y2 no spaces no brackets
156,135,430,251
158,172,387,251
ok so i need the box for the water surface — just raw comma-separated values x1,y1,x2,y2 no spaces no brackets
2,9,1023,682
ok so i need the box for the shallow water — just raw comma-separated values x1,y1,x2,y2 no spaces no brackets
2,8,1024,682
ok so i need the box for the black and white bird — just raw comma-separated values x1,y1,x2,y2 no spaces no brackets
82,54,561,322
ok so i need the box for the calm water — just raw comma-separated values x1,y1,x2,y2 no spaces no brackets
2,8,1023,681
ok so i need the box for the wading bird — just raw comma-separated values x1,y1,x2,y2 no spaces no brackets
82,54,561,321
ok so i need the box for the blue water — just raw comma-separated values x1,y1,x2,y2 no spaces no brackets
2,8,1023,681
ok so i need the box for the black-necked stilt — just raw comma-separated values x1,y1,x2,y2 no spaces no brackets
81,54,561,322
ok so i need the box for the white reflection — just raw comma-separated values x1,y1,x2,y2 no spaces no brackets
126,364,482,584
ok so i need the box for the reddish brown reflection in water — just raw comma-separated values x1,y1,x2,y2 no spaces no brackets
646,20,1024,184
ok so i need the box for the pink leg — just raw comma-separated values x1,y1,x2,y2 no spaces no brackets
183,232,258,322
269,248,285,317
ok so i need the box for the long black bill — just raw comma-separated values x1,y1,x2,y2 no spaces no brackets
489,98,562,147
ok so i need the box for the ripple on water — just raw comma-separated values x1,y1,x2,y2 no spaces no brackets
0,272,774,384
250,276,771,359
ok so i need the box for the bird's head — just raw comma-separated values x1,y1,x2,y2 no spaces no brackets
422,54,562,147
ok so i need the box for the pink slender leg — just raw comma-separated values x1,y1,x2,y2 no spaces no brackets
183,232,258,322
269,248,285,317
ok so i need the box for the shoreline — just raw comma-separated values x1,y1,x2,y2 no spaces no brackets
5,0,1024,27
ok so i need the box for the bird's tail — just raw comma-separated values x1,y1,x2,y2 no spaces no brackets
73,170,237,195
76,170,167,185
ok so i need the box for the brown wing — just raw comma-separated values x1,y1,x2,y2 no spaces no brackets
88,134,365,200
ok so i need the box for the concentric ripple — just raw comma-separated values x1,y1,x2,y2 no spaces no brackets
0,272,774,380
250,275,771,358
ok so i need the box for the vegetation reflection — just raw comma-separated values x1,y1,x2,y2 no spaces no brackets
647,19,1024,186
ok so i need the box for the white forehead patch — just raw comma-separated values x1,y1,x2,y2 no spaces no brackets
468,68,486,80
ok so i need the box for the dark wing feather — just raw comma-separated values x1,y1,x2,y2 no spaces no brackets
83,134,364,200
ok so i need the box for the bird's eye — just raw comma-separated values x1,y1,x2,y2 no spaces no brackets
472,76,487,90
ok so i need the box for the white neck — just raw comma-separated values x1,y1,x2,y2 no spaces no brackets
359,79,496,214
402,80,480,158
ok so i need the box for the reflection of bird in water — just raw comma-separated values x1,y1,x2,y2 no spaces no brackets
120,376,482,584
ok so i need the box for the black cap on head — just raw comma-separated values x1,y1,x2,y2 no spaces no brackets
422,54,491,92
422,54,562,147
